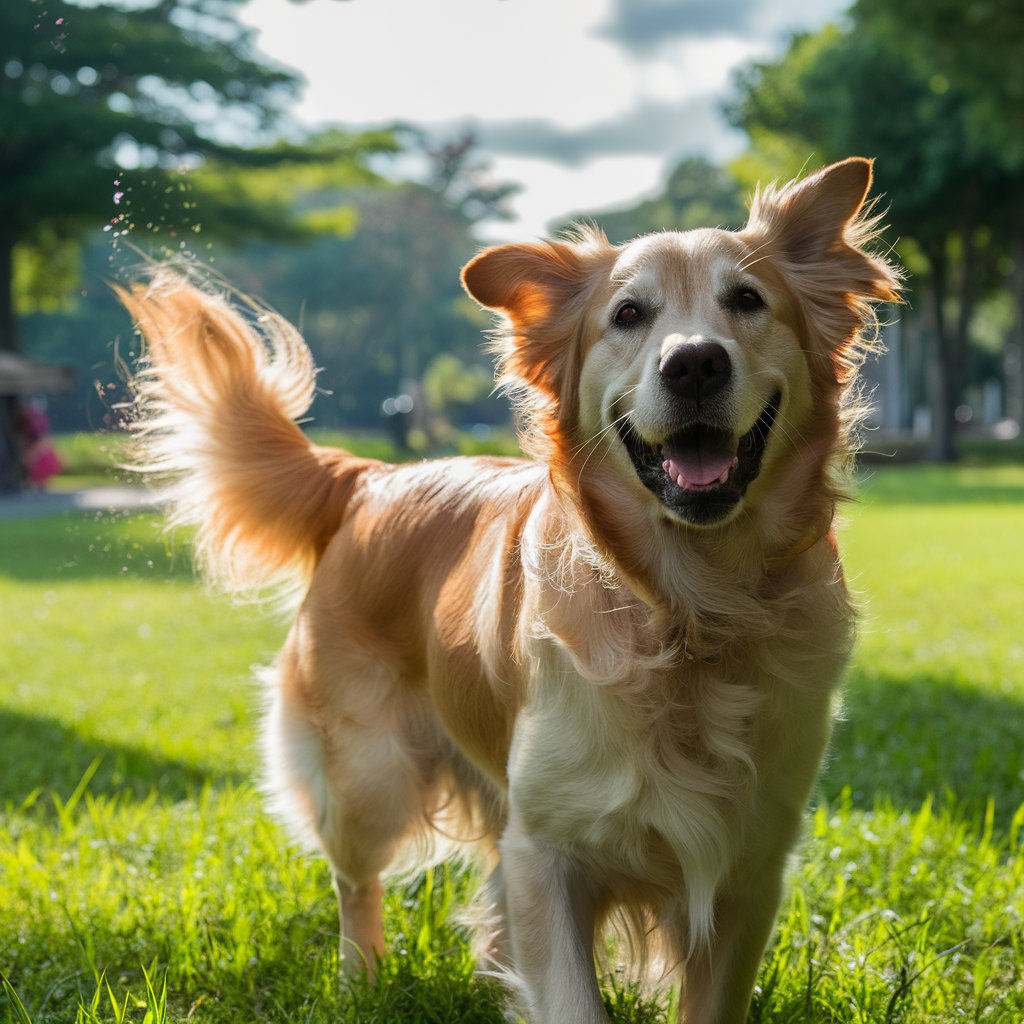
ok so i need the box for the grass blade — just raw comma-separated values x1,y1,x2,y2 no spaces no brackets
1,971,34,1024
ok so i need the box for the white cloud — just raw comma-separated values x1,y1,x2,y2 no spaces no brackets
238,0,848,241
242,0,635,129
475,154,665,242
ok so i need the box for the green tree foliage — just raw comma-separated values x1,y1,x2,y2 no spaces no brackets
202,180,508,434
850,0,1024,437
174,133,516,437
728,16,1011,460
565,157,747,244
0,0,395,352
852,0,1024,166
24,139,514,436
1,0,398,490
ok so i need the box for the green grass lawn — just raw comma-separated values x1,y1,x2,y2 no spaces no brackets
1,465,1023,1022
47,429,525,493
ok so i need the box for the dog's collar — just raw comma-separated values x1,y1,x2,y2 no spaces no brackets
763,515,836,573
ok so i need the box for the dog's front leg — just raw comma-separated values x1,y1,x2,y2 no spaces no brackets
500,811,609,1024
676,839,793,1023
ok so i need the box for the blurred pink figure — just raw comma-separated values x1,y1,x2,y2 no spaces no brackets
14,402,63,487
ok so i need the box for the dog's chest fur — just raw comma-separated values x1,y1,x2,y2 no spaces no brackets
506,577,851,935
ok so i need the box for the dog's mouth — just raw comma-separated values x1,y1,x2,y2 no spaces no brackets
616,393,781,525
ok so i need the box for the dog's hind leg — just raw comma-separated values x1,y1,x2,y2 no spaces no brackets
333,870,385,976
263,643,427,980
319,717,427,978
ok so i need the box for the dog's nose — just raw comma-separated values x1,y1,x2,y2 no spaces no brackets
659,341,732,401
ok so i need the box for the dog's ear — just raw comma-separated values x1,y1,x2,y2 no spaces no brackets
758,157,875,263
462,235,614,402
461,241,584,319
744,158,901,379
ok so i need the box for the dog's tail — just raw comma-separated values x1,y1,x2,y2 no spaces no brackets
117,270,379,595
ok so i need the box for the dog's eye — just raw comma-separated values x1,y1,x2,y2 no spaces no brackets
614,303,643,325
728,288,765,313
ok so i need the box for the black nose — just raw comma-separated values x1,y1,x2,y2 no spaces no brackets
659,341,732,402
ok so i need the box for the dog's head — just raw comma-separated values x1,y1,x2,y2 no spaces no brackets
463,158,900,570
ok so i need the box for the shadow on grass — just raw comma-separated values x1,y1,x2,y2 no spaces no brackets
0,709,243,811
821,670,1024,819
0,511,195,583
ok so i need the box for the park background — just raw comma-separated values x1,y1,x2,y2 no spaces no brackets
1,0,1024,1020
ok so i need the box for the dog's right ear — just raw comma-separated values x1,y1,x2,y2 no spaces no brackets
461,236,614,402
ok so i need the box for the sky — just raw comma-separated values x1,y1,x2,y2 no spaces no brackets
238,0,850,240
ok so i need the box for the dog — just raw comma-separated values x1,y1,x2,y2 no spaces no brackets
120,156,898,1023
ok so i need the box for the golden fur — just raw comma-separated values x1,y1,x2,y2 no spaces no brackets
120,157,899,1024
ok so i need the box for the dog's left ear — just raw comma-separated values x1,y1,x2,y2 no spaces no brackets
756,157,876,263
744,157,901,375
461,235,614,403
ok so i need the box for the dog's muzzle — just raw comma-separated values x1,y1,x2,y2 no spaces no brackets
616,392,781,525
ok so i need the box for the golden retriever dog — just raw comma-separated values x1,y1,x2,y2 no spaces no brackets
120,156,898,1023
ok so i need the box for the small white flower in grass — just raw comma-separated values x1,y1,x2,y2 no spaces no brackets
138,623,152,638
830,846,842,860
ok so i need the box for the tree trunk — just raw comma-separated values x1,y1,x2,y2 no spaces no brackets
0,396,19,493
0,229,19,354
953,203,980,399
1007,178,1024,428
0,231,21,491
923,247,958,462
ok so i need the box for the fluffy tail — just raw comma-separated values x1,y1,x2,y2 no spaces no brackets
118,270,378,594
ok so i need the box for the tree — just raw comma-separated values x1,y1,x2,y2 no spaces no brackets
210,136,519,441
728,21,1008,460
19,134,517,441
1,0,397,350
1,0,395,487
850,0,1024,431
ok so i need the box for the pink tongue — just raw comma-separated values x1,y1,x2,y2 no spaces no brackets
662,438,737,487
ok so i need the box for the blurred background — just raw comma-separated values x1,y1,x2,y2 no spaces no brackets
2,0,1023,489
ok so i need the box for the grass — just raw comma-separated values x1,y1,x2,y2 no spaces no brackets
1,464,1022,1021
826,465,1024,817
48,428,524,492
